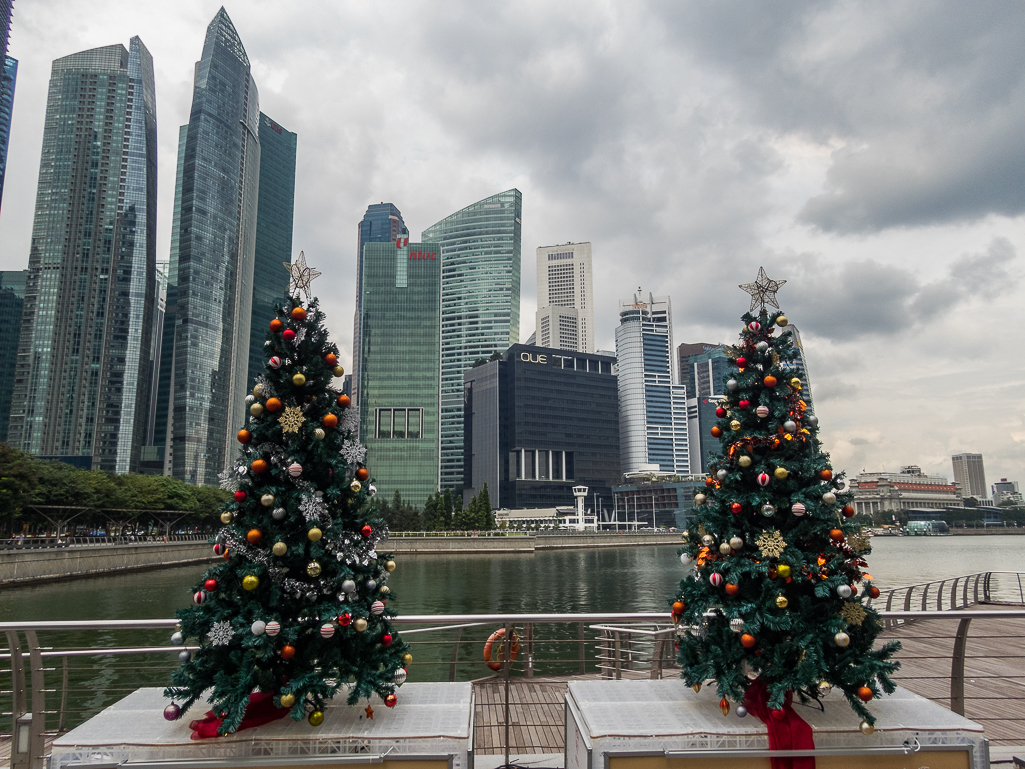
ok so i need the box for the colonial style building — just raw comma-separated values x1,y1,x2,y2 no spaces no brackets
849,466,961,516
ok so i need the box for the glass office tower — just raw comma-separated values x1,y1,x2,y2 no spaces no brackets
422,189,522,492
0,55,15,212
357,240,441,507
9,38,157,472
167,8,260,485
0,269,26,441
352,203,408,417
247,113,296,389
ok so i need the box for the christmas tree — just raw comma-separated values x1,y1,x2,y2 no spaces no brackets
164,254,411,735
673,268,899,733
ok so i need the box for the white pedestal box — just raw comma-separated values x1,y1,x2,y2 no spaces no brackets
49,683,473,769
565,680,988,769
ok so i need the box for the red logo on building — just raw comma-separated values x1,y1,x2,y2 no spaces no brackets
395,237,409,248
408,251,437,260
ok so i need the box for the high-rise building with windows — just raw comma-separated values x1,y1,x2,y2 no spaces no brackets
535,242,593,353
0,269,26,440
781,325,814,412
677,342,729,474
952,453,987,500
0,55,16,212
352,203,408,416
357,239,441,506
164,8,260,485
9,38,157,472
615,290,689,476
422,189,522,492
247,113,296,389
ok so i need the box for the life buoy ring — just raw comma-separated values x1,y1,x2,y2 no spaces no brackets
483,627,519,671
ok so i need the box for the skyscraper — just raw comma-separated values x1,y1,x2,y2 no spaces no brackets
352,203,408,415
678,341,729,474
615,290,689,476
247,113,296,389
535,242,594,353
0,0,12,64
0,269,26,440
357,239,441,506
0,55,16,212
8,38,157,472
952,453,987,500
782,325,814,411
165,8,260,485
422,189,522,491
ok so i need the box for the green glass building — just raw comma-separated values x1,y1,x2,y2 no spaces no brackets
357,240,441,507
422,189,522,492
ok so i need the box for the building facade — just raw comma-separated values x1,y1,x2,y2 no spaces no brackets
0,54,15,212
952,453,987,500
352,203,408,416
848,466,961,515
9,38,157,472
422,189,522,492
246,113,296,389
678,342,729,474
164,9,261,485
781,325,814,412
615,291,689,475
0,269,25,440
535,242,594,353
463,344,619,513
612,476,707,530
357,239,441,507
992,479,1022,506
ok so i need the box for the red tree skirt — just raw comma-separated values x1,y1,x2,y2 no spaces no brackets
743,679,815,769
188,692,290,740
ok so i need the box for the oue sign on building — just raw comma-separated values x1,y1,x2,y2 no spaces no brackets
520,352,547,364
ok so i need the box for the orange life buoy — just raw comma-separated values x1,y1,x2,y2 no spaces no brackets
483,627,519,671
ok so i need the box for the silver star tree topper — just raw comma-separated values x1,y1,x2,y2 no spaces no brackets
739,266,786,312
283,251,322,300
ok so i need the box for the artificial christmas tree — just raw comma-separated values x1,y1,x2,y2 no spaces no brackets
672,268,900,743
164,255,410,737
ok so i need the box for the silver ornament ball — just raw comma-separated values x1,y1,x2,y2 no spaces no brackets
272,507,287,521
341,579,357,594
178,650,192,663
736,705,748,718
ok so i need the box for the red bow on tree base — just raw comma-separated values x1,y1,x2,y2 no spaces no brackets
743,679,816,769
188,692,290,740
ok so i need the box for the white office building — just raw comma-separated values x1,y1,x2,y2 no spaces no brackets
615,290,689,476
952,453,987,500
535,242,594,353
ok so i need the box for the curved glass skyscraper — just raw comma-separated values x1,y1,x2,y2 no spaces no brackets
9,37,158,472
167,8,260,485
422,189,522,491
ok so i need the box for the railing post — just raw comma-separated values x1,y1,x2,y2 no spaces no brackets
936,580,944,612
58,655,69,732
650,636,663,680
524,622,534,678
950,617,971,716
503,622,513,769
950,578,959,611
920,584,929,612
578,621,586,675
983,572,992,603
448,626,463,682
614,631,622,680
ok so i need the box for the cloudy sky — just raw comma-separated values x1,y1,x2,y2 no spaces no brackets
2,1,1022,487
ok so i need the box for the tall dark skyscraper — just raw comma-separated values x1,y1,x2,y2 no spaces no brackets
1,0,12,64
0,55,16,212
0,269,26,441
8,38,158,471
247,113,296,389
165,8,260,485
352,203,407,415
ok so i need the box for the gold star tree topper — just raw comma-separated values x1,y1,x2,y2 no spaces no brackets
283,251,321,300
739,267,786,312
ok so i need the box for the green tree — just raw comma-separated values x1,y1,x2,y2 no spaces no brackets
478,483,494,530
422,492,442,531
0,445,39,537
442,488,454,530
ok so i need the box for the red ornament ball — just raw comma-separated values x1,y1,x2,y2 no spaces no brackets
204,579,218,592
748,321,761,332
265,398,282,413
322,413,338,428
291,306,307,322
212,544,223,556
269,356,282,369
269,318,284,333
325,353,338,366
281,645,296,660
715,407,727,418
730,502,742,514
709,572,724,587
869,586,881,599
771,708,785,720
337,394,351,408
283,329,296,341
738,399,750,409
757,472,770,487
338,612,352,627
355,467,370,482
382,633,393,647
857,686,873,702
736,357,747,368
740,633,756,648
234,491,247,502
361,524,373,538
237,429,252,444
385,694,397,708
842,504,855,518
711,426,723,438
193,590,206,605
763,375,777,387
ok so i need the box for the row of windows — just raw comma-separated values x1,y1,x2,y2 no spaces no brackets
510,449,575,481
375,407,423,440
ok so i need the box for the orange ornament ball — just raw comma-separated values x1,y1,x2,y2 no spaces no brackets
355,467,369,482
322,413,338,428
857,686,873,702
281,645,296,660
337,394,351,408
869,586,880,599
842,504,855,518
829,528,844,542
711,426,723,438
266,398,282,413
725,583,740,596
291,307,307,322
763,375,777,387
820,469,833,481
237,429,252,444
246,528,262,544
325,353,338,366
384,693,397,708
740,633,756,648
251,459,269,474
672,601,684,615
269,318,284,333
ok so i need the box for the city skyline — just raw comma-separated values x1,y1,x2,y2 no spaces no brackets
0,3,1021,484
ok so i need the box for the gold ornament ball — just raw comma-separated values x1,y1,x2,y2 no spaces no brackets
279,693,296,708
385,560,396,572
261,494,274,507
253,383,265,397
381,585,391,594
402,653,413,665
729,419,741,431
774,467,788,480
738,455,752,468
242,575,259,591
307,561,322,577
307,527,323,542
775,595,789,609
309,710,324,727
790,377,801,389
350,479,362,492
272,542,287,556
817,680,831,696
220,511,234,524
292,372,306,386
333,365,345,377
859,720,874,736
776,564,792,578
834,632,851,647
314,428,325,440
354,618,368,632
777,315,789,327
250,403,264,416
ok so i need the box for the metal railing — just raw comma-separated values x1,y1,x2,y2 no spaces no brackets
867,570,1025,627
1,534,210,550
